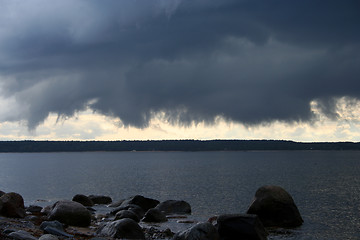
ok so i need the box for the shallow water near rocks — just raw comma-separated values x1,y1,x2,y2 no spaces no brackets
1,151,360,239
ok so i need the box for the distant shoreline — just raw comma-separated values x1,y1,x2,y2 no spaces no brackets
0,140,360,152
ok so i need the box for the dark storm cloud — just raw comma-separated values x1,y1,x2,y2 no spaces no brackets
0,0,360,128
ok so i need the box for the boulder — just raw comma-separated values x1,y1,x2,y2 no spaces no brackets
142,208,168,223
48,200,91,227
0,190,5,197
111,204,145,219
121,195,159,212
72,194,94,207
97,218,145,239
0,192,26,218
108,199,124,208
88,195,112,205
247,185,303,228
115,210,140,222
172,222,219,240
216,214,268,240
156,200,191,215
26,205,43,214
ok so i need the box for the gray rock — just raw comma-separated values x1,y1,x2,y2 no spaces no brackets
8,230,37,240
43,227,74,238
41,205,52,215
216,214,268,240
121,195,159,212
108,199,124,208
97,218,145,239
172,222,219,240
0,190,5,197
142,208,168,223
40,220,64,232
111,204,145,219
48,200,91,227
88,195,112,205
72,194,94,207
247,185,303,228
3,229,16,235
115,210,140,222
0,192,26,218
38,234,59,240
156,200,191,215
26,205,43,213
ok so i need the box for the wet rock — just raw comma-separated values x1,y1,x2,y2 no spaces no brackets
216,214,268,240
72,194,94,207
48,200,91,227
41,205,52,215
8,230,37,240
144,227,174,239
111,204,145,219
156,200,191,215
26,205,43,214
40,220,64,231
173,222,219,240
142,208,168,223
114,210,140,222
97,218,145,239
121,195,159,212
108,199,124,208
247,185,303,228
88,195,112,205
43,227,74,238
38,234,59,240
0,192,26,218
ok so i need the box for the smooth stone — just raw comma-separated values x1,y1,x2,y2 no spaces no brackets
88,195,112,205
44,226,74,238
111,204,145,219
3,229,16,234
172,222,219,240
114,210,140,222
142,208,168,223
48,200,91,227
38,234,59,240
247,185,304,228
72,194,94,207
156,200,191,214
0,192,26,218
26,205,43,213
40,220,64,231
120,195,159,212
108,199,124,208
8,230,37,240
216,214,268,240
97,218,145,239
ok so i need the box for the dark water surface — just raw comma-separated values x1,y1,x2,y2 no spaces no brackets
1,151,360,239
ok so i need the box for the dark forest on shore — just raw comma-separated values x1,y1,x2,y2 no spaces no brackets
0,140,360,152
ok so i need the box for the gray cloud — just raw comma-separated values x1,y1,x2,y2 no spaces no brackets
0,0,360,129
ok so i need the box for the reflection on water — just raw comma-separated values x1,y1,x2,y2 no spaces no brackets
1,151,360,239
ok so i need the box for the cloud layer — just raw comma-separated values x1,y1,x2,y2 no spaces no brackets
1,0,360,129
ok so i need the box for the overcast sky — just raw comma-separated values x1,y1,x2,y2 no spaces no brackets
0,0,360,141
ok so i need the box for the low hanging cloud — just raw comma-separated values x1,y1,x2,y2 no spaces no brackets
0,0,360,129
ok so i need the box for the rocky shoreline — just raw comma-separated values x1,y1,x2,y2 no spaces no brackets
0,186,303,240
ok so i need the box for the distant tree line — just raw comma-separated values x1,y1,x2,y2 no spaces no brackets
0,140,359,152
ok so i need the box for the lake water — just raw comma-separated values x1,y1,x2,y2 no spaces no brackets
0,151,360,239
